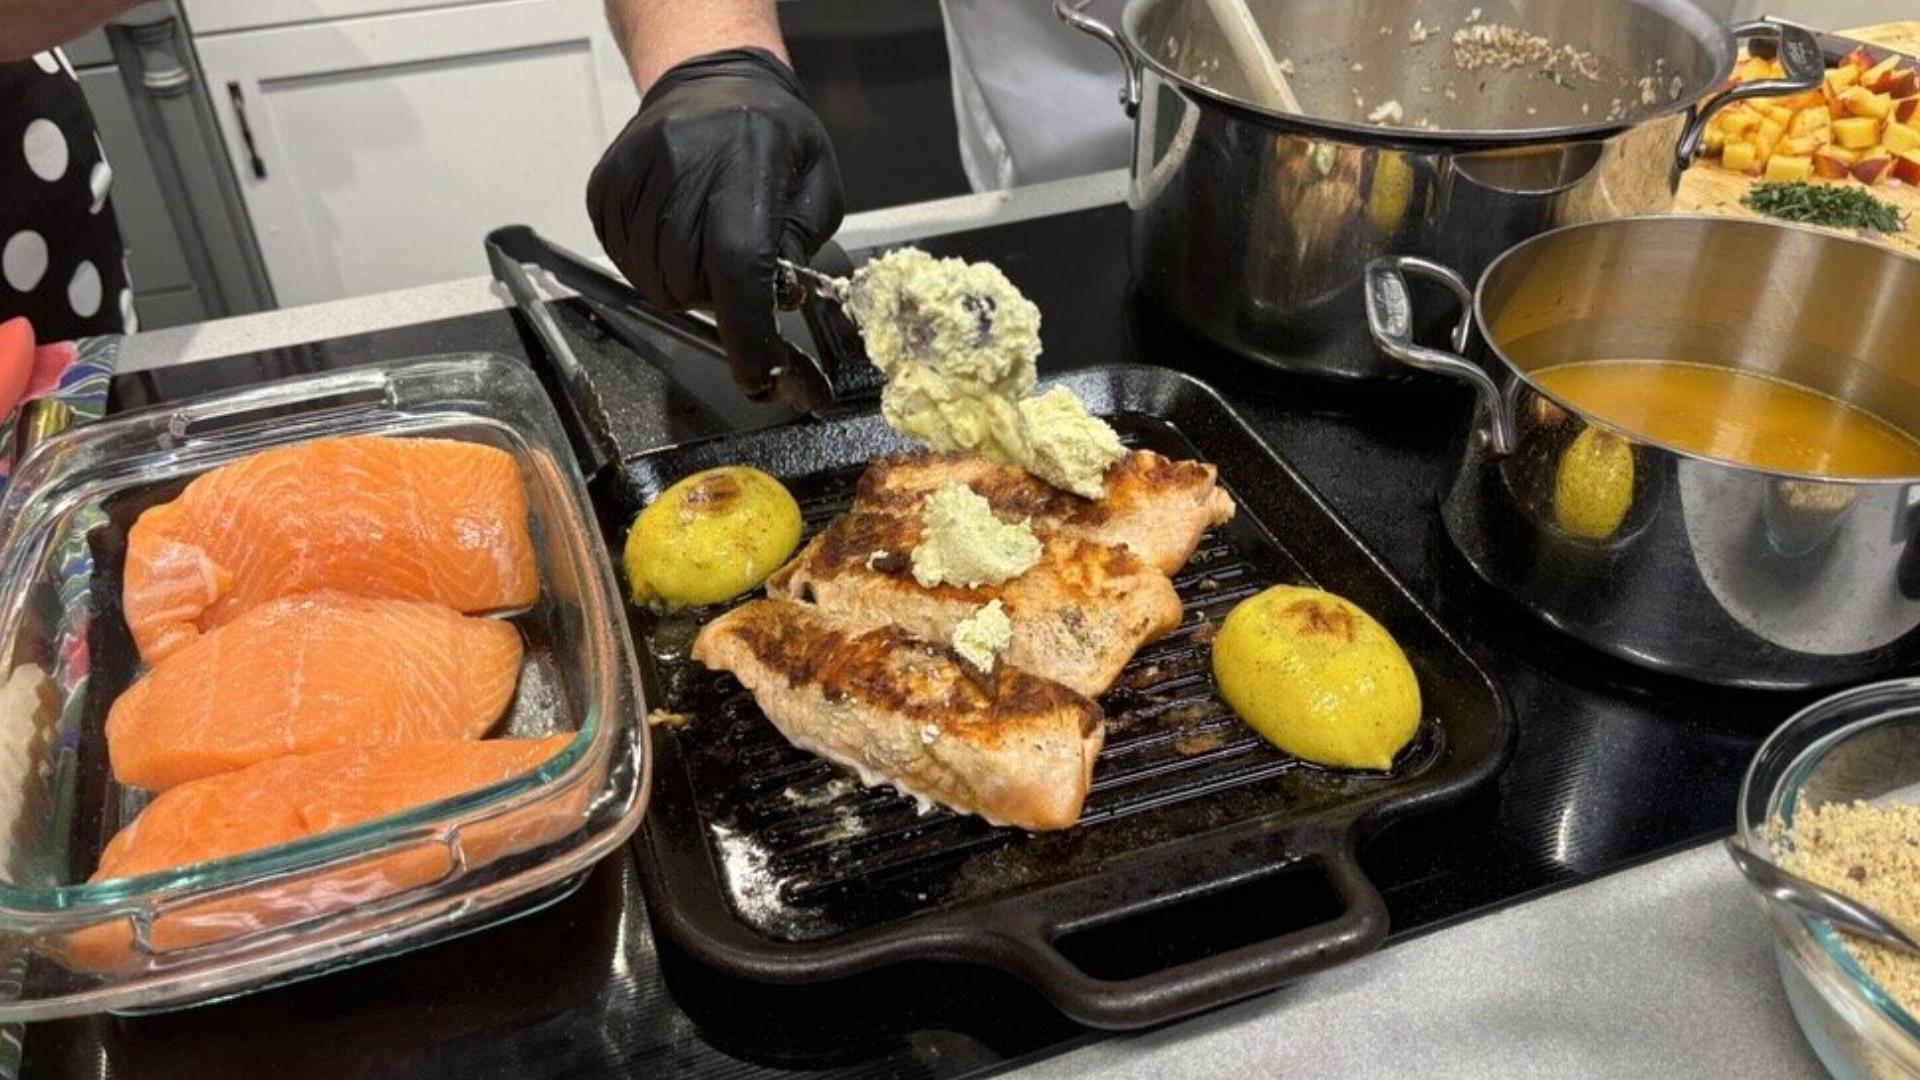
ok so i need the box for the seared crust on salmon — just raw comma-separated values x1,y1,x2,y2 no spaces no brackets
767,511,1181,699
692,599,1104,831
853,449,1236,575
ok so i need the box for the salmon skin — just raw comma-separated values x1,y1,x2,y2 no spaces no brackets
69,735,579,971
106,593,524,791
122,435,539,664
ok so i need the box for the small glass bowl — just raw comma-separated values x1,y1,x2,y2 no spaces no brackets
1737,678,1920,1080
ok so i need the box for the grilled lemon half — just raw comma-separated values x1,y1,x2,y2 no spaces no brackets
624,466,802,610
1211,585,1421,771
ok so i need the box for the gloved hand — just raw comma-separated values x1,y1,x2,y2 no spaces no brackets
587,48,844,399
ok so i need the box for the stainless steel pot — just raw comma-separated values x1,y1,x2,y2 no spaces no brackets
1055,0,1823,379
1364,216,1920,689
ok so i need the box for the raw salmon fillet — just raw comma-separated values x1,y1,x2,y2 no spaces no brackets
122,435,538,664
69,735,580,971
107,593,524,791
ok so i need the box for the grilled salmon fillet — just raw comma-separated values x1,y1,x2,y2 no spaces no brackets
767,511,1180,698
853,449,1236,575
692,599,1104,831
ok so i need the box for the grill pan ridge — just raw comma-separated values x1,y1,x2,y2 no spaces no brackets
609,365,1513,1029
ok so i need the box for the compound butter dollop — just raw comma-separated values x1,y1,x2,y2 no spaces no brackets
951,600,1012,673
909,482,1041,588
849,248,1124,498
1017,386,1126,499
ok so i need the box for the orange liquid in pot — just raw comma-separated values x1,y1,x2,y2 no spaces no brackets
1530,360,1920,478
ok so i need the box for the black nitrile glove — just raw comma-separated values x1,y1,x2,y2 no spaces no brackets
587,48,844,399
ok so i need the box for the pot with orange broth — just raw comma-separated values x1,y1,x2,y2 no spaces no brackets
1366,216,1920,688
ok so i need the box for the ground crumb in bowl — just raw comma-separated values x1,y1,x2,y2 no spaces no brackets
1778,800,1920,1017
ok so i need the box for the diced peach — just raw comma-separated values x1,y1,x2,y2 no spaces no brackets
1889,71,1920,99
1824,85,1849,119
1892,149,1920,185
1722,108,1763,138
1886,121,1920,157
1812,146,1855,179
1703,126,1726,154
1842,87,1894,120
1756,117,1787,156
1790,105,1832,137
1777,135,1823,157
1764,155,1814,183
1833,116,1883,149
1841,47,1878,73
1861,54,1904,92
1826,64,1861,93
1783,90,1828,111
1762,104,1796,128
1896,97,1920,124
1851,152,1894,185
1721,140,1758,173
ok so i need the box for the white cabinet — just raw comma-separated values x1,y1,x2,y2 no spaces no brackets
184,0,482,35
193,0,637,306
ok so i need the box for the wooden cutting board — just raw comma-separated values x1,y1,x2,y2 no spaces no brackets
1671,21,1920,259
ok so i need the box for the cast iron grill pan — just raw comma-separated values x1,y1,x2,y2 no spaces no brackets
608,365,1513,1029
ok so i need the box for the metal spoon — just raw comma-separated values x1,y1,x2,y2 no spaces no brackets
776,258,851,306
1724,838,1920,957
776,257,1002,352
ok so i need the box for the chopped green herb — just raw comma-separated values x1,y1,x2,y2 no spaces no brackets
1742,180,1907,234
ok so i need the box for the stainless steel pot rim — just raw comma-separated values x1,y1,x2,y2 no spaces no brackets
1736,678,1920,1048
1114,0,1726,146
1472,213,1920,488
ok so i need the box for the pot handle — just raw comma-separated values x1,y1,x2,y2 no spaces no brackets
1675,19,1824,170
1364,256,1515,455
1054,0,1142,116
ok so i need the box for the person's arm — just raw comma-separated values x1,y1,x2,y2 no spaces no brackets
604,0,786,95
588,0,844,399
0,0,141,61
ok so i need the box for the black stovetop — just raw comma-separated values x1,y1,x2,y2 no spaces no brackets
20,206,1806,1079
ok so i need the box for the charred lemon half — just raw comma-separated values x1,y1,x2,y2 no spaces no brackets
1211,585,1421,771
623,466,801,610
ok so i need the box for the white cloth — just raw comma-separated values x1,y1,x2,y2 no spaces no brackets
939,0,1133,192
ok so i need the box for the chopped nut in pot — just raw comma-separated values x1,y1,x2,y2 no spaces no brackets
1451,22,1551,72
1368,100,1405,126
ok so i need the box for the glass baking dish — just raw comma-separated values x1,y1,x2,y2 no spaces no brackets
0,354,648,1019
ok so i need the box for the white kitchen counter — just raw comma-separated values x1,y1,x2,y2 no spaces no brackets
1024,843,1823,1080
112,166,1830,1080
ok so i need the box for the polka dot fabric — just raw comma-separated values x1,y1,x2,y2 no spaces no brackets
1,52,130,340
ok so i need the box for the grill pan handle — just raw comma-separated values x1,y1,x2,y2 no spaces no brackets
981,823,1387,1030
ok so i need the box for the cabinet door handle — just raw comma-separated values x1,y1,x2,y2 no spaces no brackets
225,81,268,180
